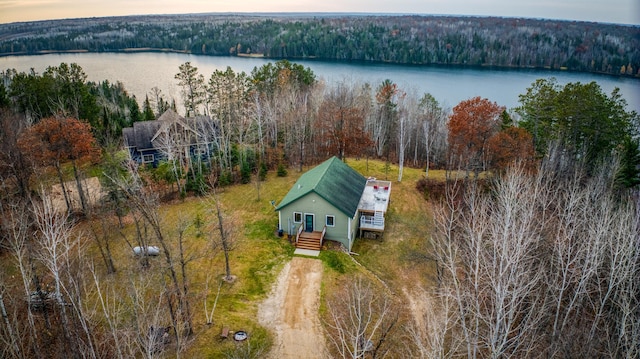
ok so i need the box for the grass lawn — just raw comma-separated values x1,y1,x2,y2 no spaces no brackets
345,158,438,292
10,157,438,358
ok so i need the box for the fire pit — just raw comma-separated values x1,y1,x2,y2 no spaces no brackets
233,330,247,341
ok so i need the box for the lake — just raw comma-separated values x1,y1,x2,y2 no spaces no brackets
1,52,639,113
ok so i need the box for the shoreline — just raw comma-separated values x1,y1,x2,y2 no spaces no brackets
1,49,638,81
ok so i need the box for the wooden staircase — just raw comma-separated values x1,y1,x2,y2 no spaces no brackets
295,226,326,251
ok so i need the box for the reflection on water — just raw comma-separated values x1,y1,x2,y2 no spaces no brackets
2,52,638,113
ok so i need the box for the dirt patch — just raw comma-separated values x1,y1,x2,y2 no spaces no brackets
403,285,430,339
50,176,105,212
258,257,327,358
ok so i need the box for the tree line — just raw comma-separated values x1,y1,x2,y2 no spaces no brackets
1,14,639,77
1,60,638,204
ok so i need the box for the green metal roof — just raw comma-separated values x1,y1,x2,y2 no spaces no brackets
275,157,367,218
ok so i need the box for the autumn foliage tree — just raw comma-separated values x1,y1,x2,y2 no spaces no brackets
488,126,535,172
18,117,100,214
448,96,504,176
316,84,373,160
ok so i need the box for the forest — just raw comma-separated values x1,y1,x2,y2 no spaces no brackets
0,57,639,358
1,14,639,77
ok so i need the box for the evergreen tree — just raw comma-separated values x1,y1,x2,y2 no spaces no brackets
0,82,10,108
517,79,639,172
129,96,141,123
142,95,155,121
616,137,640,188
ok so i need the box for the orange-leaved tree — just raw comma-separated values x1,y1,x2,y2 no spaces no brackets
18,117,100,214
488,126,536,173
315,89,373,161
448,96,504,177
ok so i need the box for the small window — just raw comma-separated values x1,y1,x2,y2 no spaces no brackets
326,215,335,227
142,154,154,163
293,212,302,223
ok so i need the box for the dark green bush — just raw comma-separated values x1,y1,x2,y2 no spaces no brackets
277,162,287,177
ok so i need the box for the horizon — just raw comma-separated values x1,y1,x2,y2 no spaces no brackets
1,0,638,26
3,11,640,27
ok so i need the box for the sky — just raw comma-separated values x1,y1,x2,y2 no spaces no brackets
0,0,638,25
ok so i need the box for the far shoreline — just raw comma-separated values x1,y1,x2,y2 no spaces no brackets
2,49,638,81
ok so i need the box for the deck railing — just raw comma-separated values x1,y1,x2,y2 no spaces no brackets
360,211,384,229
320,226,327,246
296,224,304,246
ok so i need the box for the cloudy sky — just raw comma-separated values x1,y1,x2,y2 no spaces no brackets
1,0,638,25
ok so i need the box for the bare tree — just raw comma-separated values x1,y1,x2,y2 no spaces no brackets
149,86,169,117
0,279,22,359
1,201,41,358
126,273,172,359
88,261,125,359
325,276,398,359
112,165,194,343
429,158,640,358
406,292,456,359
418,93,448,176
396,89,418,182
205,188,238,282
89,216,117,273
33,192,84,359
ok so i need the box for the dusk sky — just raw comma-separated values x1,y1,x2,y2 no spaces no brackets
0,0,638,25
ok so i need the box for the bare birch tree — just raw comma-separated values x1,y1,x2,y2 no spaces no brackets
418,93,448,176
429,158,640,358
325,276,398,359
33,192,84,359
0,279,22,359
407,292,457,359
396,89,417,182
1,201,40,358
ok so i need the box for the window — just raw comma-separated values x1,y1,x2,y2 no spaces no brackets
326,215,335,227
142,154,154,163
293,212,302,223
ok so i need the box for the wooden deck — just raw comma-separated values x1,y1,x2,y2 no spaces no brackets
360,210,385,232
295,226,326,251
358,179,390,236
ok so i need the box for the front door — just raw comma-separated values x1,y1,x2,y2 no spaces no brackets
304,214,314,232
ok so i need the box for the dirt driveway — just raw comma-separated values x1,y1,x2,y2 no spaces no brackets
258,257,327,358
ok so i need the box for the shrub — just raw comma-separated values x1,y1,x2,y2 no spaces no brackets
240,160,252,184
219,170,233,186
277,162,287,177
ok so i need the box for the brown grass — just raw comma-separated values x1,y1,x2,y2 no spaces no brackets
346,159,439,290
4,158,440,357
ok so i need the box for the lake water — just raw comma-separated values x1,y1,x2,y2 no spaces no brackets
1,52,639,113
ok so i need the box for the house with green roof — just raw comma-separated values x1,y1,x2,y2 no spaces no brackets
276,156,391,251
